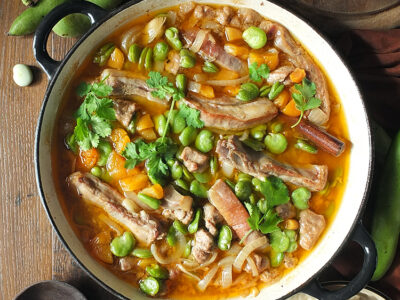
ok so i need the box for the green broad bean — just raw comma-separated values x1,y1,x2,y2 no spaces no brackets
257,198,268,214
195,129,214,153
250,124,267,141
285,230,298,253
183,240,192,258
174,179,189,191
140,277,160,296
132,248,153,258
270,122,283,133
270,250,284,267
167,159,175,168
167,225,177,246
268,82,284,100
165,27,183,50
259,85,272,97
286,241,298,253
171,162,183,180
243,138,265,151
145,47,153,71
210,156,218,176
202,61,219,73
153,42,169,61
182,165,194,181
291,187,311,210
138,193,161,209
179,126,197,146
242,26,267,49
176,74,187,94
180,49,196,68
65,133,78,154
97,140,112,166
295,139,318,154
93,42,115,66
110,232,136,257
127,114,137,134
249,194,257,205
225,179,236,191
190,180,208,198
128,43,142,63
252,178,263,192
138,47,149,70
193,171,212,184
264,133,288,154
235,180,252,201
270,230,290,253
90,166,102,177
100,168,112,183
238,173,252,182
154,114,169,137
218,225,233,251
173,220,188,234
188,209,201,234
146,264,169,279
173,114,186,134
236,82,259,101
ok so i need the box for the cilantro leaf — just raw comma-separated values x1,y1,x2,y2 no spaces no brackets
146,71,182,101
245,202,282,235
76,82,92,97
258,176,290,207
245,202,261,231
177,103,204,129
249,62,270,82
291,78,322,127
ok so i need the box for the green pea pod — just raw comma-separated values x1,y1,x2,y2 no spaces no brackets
173,220,188,234
9,0,68,36
188,209,201,234
268,82,284,100
174,179,189,192
154,114,169,137
183,240,192,258
138,193,160,209
259,85,272,97
295,139,318,154
371,131,400,281
145,47,153,71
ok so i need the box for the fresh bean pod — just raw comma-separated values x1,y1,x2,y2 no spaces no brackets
145,47,153,71
295,139,318,154
270,230,290,253
193,171,212,184
210,156,218,176
173,220,188,234
138,47,149,70
268,82,284,100
93,42,115,66
183,240,192,258
270,249,284,267
171,161,183,180
174,179,189,191
243,138,265,151
154,114,169,137
188,209,201,234
259,85,272,97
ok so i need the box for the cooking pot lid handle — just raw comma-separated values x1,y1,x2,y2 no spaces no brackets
33,1,108,79
301,222,377,300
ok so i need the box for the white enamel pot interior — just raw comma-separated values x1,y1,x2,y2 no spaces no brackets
34,0,375,299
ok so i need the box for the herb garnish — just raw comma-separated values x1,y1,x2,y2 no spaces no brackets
146,71,184,102
291,78,322,128
249,62,270,82
73,80,115,150
177,103,204,129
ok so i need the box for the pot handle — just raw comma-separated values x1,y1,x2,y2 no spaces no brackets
33,1,108,78
302,222,377,300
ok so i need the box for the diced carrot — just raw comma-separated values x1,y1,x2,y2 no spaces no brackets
290,68,306,83
248,51,279,70
282,99,301,117
140,128,157,140
225,27,242,42
224,44,249,60
273,89,290,109
90,231,113,264
210,68,239,81
77,148,99,170
141,184,164,199
136,114,154,132
110,128,130,154
119,173,149,192
199,85,215,98
107,47,125,70
223,85,240,97
106,150,140,181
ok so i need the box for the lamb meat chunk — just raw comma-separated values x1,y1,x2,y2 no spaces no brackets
188,92,242,106
208,179,264,244
161,185,193,225
182,97,278,131
266,65,295,85
193,5,215,19
179,1,195,18
119,257,136,271
299,209,326,250
284,253,298,269
253,253,269,273
203,203,223,236
275,203,297,220
180,147,209,173
216,136,328,191
68,171,164,245
237,8,263,26
182,28,247,74
113,99,136,128
192,229,215,264
215,6,234,26
101,69,168,105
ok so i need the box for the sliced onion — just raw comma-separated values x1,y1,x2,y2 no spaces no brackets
232,273,247,286
189,29,208,53
166,11,177,26
121,25,142,54
188,81,201,93
154,60,164,72
205,75,249,86
177,264,201,281
165,51,180,75
193,73,207,82
121,198,140,214
98,214,123,235
221,264,232,288
124,191,152,210
307,107,328,125
181,258,199,269
233,236,267,272
151,232,186,264
218,256,235,267
221,161,235,178
201,20,222,32
197,265,219,292
246,256,259,277
142,16,166,44
227,243,242,256
199,251,218,268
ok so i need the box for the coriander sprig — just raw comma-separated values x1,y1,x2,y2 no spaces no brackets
249,62,270,82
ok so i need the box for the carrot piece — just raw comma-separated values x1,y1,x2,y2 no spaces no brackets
90,231,113,264
140,128,157,140
136,114,154,132
223,85,241,97
282,99,301,117
141,184,164,199
107,47,125,70
273,89,290,109
106,150,140,181
199,85,215,98
224,44,249,60
290,68,306,83
77,148,99,170
119,174,149,192
248,51,279,70
110,128,130,154
225,27,242,42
